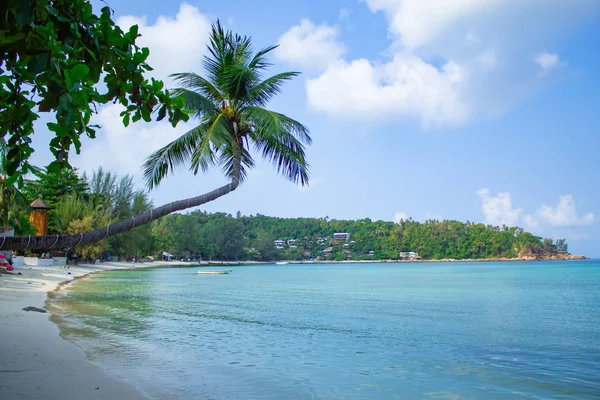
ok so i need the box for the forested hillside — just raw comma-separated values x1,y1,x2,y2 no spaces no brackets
155,211,568,261
12,167,568,261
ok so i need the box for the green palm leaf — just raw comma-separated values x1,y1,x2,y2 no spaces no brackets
143,20,311,190
170,73,223,105
143,125,208,189
250,72,300,106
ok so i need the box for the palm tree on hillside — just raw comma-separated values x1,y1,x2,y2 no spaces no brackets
0,21,310,251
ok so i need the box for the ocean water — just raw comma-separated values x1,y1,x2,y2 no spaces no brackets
48,261,600,399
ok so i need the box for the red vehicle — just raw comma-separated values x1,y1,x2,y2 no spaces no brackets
0,254,11,271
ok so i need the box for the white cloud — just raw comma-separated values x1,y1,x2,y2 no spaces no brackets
363,0,597,51
276,19,345,72
526,195,595,228
278,1,598,127
535,52,560,69
394,211,409,223
476,188,523,226
306,55,470,126
534,52,564,75
477,189,595,242
117,3,211,85
364,0,500,49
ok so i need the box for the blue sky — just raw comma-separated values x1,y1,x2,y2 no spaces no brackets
31,1,600,256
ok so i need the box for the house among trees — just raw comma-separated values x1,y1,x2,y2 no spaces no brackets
333,233,350,241
323,247,334,255
400,251,420,259
273,240,285,249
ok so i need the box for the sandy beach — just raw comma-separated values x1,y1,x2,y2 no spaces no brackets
0,260,190,400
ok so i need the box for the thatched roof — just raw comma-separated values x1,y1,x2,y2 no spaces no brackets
30,198,52,209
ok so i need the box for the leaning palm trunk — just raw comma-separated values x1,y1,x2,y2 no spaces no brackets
0,152,241,252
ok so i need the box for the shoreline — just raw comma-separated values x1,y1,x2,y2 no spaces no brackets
198,254,588,265
0,260,192,400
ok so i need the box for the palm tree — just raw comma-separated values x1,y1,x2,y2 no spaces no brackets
0,21,310,251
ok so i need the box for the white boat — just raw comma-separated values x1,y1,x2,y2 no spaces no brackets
197,269,232,275
276,261,289,265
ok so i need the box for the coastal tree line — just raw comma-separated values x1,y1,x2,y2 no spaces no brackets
8,166,567,261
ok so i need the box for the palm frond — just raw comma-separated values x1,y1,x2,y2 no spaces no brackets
153,21,310,189
217,143,254,183
251,130,310,186
244,106,312,145
222,62,259,102
189,113,229,175
248,45,277,70
204,20,231,83
249,72,300,106
143,125,208,189
171,88,218,118
170,73,223,104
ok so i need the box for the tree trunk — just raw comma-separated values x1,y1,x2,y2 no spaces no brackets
0,149,242,252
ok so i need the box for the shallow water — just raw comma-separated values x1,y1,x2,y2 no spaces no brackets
49,261,600,399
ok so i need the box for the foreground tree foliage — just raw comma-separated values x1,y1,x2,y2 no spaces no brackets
0,139,36,235
0,19,310,251
0,0,188,184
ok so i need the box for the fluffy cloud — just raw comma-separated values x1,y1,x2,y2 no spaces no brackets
278,1,598,126
363,0,596,51
364,0,500,49
306,55,470,126
525,195,595,228
476,189,523,226
534,52,564,76
394,211,409,223
477,189,595,236
117,3,211,85
535,52,560,69
276,19,345,72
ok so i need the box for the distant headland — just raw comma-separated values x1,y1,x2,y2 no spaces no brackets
151,212,586,263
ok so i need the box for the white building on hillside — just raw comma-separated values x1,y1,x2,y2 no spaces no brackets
399,251,419,259
333,233,350,241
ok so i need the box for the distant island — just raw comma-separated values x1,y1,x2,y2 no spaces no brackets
153,212,586,262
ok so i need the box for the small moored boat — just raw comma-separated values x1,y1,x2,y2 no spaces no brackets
197,269,232,275
276,261,289,265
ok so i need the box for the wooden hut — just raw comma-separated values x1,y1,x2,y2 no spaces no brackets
29,199,52,236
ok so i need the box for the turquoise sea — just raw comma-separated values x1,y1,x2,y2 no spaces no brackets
49,261,600,399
